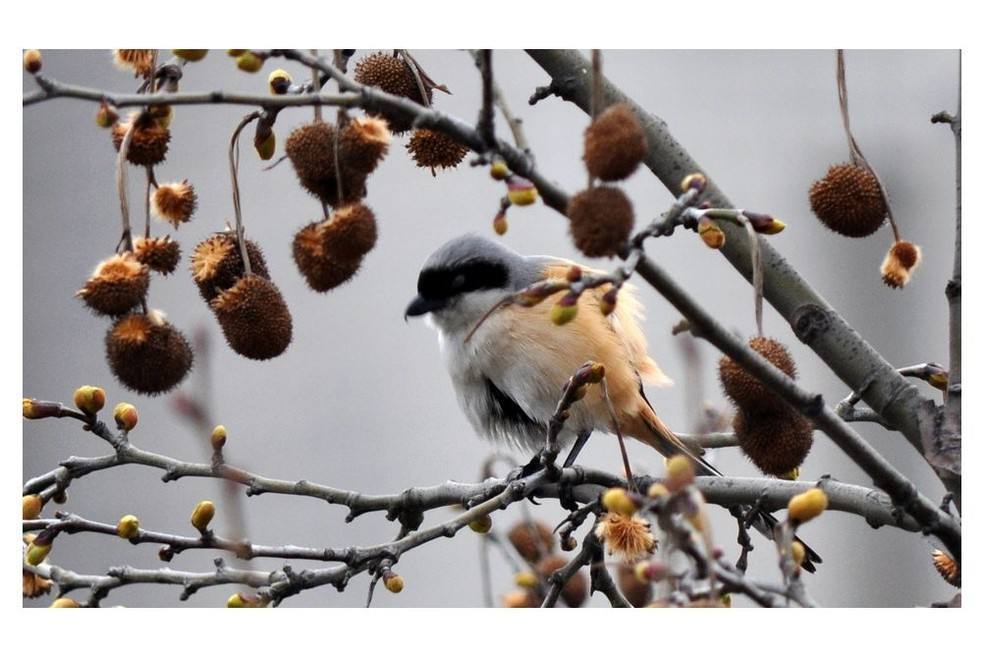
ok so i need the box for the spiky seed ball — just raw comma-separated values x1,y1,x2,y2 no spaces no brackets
134,237,181,275
77,253,150,316
339,116,391,175
507,521,556,563
105,311,193,394
719,337,797,415
112,113,170,166
353,52,432,134
190,234,269,302
881,240,922,289
112,49,155,77
617,562,652,608
932,549,960,587
210,275,293,360
583,103,647,181
292,222,362,292
407,129,468,173
535,554,588,608
732,409,814,476
324,203,378,260
809,164,887,238
285,121,367,207
567,186,635,258
151,181,197,227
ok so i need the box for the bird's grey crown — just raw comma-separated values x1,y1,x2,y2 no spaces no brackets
419,234,545,292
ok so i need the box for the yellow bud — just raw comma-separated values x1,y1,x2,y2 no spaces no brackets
469,515,492,534
95,102,119,128
490,159,510,181
633,561,650,583
267,69,292,95
22,398,43,419
492,211,508,236
50,597,79,608
664,455,695,492
583,362,606,384
148,104,172,128
697,217,725,249
255,131,276,160
172,49,208,62
720,593,732,608
760,217,786,235
113,402,138,431
787,488,828,524
778,467,800,481
550,296,579,326
226,593,246,608
190,500,216,532
211,425,228,450
601,487,636,517
507,178,538,206
514,571,539,589
73,386,106,415
790,540,806,568
23,495,43,520
646,482,670,499
225,592,266,608
680,172,707,193
117,514,140,539
24,49,42,74
226,49,247,57
928,372,949,391
599,288,618,316
236,52,263,73
26,541,52,566
384,573,404,594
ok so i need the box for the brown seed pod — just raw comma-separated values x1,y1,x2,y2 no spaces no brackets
105,311,193,395
353,52,432,134
151,181,197,228
406,128,468,173
880,240,922,289
134,236,181,275
567,186,635,258
583,103,647,181
808,163,887,238
23,570,53,599
210,275,293,360
719,337,797,415
292,222,362,292
732,408,814,476
190,234,270,302
535,554,588,608
112,49,155,77
324,203,378,261
77,253,150,316
931,549,960,587
616,562,652,608
112,113,170,166
507,520,556,563
285,121,368,206
339,116,391,175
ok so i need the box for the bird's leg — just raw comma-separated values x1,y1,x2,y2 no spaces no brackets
557,431,592,511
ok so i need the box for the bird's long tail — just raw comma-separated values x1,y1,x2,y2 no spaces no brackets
633,403,822,573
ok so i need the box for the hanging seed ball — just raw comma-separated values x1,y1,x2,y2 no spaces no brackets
339,116,391,175
211,275,293,360
134,237,181,275
617,562,652,608
732,408,814,476
567,186,635,258
112,49,155,77
292,222,362,292
535,554,588,608
105,310,193,394
112,112,170,166
880,240,922,289
808,164,887,238
507,520,556,563
407,128,468,173
719,337,797,416
285,121,367,207
77,253,150,316
190,234,269,302
353,52,432,134
324,203,378,261
583,103,647,181
151,181,197,228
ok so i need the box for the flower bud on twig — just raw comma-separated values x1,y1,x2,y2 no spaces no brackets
113,402,138,431
117,514,140,539
73,386,106,416
190,500,216,532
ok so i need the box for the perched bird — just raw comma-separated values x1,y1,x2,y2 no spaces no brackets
405,235,820,571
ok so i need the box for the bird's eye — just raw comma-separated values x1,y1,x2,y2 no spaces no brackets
451,274,467,290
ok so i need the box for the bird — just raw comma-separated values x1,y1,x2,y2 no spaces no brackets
405,234,820,571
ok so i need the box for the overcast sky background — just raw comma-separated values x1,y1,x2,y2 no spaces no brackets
23,49,959,607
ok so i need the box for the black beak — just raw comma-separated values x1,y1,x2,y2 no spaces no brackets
404,295,447,320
